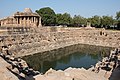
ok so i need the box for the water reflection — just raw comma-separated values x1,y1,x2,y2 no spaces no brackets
22,44,113,73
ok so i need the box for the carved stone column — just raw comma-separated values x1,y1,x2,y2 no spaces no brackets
38,17,42,27
33,17,36,27
25,17,27,27
35,17,37,26
16,17,19,26
32,17,34,27
20,17,22,26
34,17,36,23
16,18,18,24
29,17,31,27
32,17,34,23
36,18,38,23
27,17,30,27
23,17,26,27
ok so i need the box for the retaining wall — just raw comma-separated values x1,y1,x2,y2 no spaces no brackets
0,27,120,57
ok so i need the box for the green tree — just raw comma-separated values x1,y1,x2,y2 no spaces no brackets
91,15,101,28
116,11,120,20
36,7,56,26
101,16,114,29
72,15,87,27
87,16,101,28
116,11,120,29
56,14,63,25
56,13,72,26
72,15,81,27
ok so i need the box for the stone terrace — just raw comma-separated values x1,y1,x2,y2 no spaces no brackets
0,27,120,57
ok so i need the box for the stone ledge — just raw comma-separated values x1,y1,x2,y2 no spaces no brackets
0,56,19,80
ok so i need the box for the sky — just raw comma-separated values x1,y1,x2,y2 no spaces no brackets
0,0,120,18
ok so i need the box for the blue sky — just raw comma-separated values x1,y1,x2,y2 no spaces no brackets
0,0,120,18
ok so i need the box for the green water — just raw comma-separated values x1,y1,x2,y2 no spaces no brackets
22,44,113,73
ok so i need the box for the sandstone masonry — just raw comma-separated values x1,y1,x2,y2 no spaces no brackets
0,8,41,27
0,27,120,58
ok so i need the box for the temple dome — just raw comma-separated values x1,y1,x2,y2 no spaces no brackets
24,8,33,13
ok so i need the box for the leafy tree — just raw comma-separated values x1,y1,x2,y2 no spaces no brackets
56,14,63,25
116,11,120,29
36,7,56,26
72,15,87,27
101,16,114,29
91,15,101,28
87,16,101,28
87,18,92,23
72,15,81,27
116,11,120,20
56,13,72,26
36,7,120,30
63,13,72,26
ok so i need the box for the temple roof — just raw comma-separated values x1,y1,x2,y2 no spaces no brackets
0,17,14,21
24,8,32,13
14,8,40,17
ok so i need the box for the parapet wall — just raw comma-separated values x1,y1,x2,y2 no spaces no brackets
0,26,120,57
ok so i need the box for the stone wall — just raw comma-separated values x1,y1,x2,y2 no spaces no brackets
0,27,120,57
0,56,19,80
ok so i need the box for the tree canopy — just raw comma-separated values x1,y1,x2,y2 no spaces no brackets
36,7,120,30
72,15,87,27
56,13,72,26
90,15,101,28
36,7,56,26
101,16,114,28
116,11,120,29
116,11,120,21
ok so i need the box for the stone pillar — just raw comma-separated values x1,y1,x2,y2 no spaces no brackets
34,17,36,23
35,17,37,26
23,17,26,27
38,17,42,27
36,17,38,27
27,17,30,27
16,18,18,24
36,18,38,23
32,17,34,27
27,17,29,27
29,17,31,27
25,17,27,27
16,17,19,27
20,17,22,25
32,17,34,23
33,17,36,27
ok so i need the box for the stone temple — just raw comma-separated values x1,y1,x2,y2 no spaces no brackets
0,8,41,27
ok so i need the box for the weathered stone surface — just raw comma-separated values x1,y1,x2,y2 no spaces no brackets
0,27,120,58
0,56,19,80
34,67,108,80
